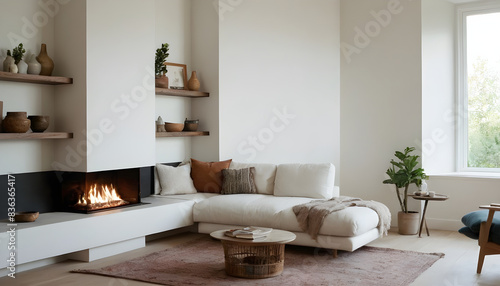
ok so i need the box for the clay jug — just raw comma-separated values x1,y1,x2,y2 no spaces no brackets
36,44,54,76
187,71,200,91
2,112,31,133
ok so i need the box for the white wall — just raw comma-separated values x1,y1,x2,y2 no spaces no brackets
155,0,194,164
422,0,500,231
0,0,58,174
191,0,220,162
54,0,87,172
85,0,156,172
422,0,456,174
340,0,423,222
218,0,341,181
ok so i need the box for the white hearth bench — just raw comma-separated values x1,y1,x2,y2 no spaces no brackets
0,197,195,276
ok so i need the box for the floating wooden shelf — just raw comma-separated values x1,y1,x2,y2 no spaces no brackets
155,88,209,98
0,71,73,85
156,131,209,138
0,132,74,140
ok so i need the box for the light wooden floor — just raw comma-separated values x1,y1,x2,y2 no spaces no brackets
2,230,500,286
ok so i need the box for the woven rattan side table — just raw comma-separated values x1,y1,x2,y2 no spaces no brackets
210,229,296,279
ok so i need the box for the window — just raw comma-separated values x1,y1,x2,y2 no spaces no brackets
458,3,500,172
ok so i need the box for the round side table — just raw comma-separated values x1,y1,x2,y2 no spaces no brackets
409,194,449,237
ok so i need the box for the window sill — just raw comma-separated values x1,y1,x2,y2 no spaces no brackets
429,172,500,180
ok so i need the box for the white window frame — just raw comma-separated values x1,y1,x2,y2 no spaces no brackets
457,1,500,173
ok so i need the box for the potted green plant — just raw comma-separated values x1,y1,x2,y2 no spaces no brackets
12,43,27,74
155,43,169,88
383,147,428,235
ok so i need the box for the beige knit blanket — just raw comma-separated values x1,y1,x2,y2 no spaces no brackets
292,196,391,240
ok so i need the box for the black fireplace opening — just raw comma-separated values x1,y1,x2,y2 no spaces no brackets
61,168,141,213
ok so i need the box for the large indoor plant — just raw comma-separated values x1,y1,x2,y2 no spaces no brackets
155,43,170,88
383,147,428,234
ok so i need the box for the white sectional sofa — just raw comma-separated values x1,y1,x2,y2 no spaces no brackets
157,161,386,253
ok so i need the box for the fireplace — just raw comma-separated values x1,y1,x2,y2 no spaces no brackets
61,168,141,213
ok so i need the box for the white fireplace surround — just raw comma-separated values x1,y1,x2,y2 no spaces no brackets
0,197,195,276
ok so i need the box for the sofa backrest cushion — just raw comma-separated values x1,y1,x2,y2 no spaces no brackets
156,163,197,195
191,158,232,193
274,163,335,199
229,162,277,195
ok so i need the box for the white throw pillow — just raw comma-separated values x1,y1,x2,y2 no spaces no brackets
154,167,161,195
229,162,277,195
274,163,335,199
156,163,197,195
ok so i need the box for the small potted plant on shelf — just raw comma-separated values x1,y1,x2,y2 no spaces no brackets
12,43,27,74
383,147,428,235
155,43,169,88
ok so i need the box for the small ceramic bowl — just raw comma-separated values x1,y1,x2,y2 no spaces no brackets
164,122,184,132
28,115,49,132
183,119,199,131
15,211,39,222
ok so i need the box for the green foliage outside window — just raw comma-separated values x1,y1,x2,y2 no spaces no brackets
468,58,500,168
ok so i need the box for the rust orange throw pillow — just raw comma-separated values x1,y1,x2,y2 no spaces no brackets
190,158,232,193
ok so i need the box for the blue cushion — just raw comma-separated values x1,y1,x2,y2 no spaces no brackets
461,210,500,232
460,210,500,244
459,226,479,239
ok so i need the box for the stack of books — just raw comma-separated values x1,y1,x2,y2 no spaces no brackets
224,226,272,240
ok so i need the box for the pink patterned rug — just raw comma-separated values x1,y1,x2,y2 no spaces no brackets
72,236,444,286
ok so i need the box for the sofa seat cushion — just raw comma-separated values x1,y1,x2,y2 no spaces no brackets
193,194,379,237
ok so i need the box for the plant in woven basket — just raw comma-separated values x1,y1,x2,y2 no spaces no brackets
383,147,428,213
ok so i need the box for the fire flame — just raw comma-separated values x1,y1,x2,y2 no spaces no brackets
77,184,125,206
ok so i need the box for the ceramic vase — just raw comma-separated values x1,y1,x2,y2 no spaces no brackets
187,71,200,91
156,116,166,132
3,55,14,72
9,62,18,73
155,75,169,88
28,115,49,132
27,55,41,75
17,59,28,74
36,43,54,76
2,112,31,133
